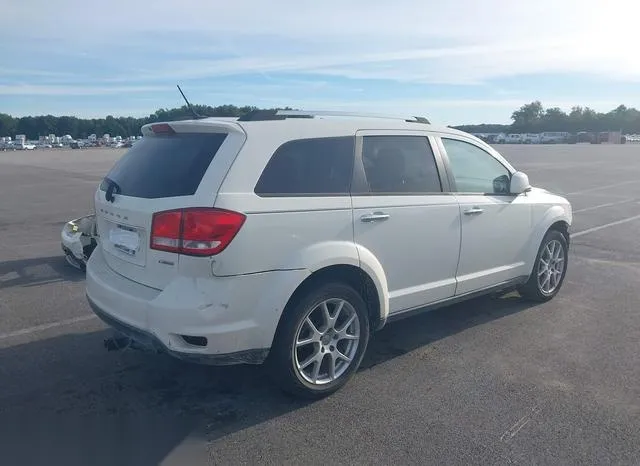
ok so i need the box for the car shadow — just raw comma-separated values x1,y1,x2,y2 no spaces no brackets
361,293,531,370
0,255,84,290
0,293,537,466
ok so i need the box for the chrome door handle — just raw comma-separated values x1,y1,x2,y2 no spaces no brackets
463,207,484,215
360,212,390,223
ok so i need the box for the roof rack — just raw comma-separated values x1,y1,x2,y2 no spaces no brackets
275,110,430,124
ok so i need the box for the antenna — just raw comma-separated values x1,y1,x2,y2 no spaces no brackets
176,85,205,120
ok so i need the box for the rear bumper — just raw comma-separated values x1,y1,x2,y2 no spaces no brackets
86,247,308,365
87,295,268,365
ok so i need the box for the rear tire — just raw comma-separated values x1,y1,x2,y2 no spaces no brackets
268,282,370,399
519,230,568,302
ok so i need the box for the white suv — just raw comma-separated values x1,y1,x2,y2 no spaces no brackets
86,111,572,398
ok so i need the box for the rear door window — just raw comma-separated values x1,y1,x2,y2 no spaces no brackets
100,133,227,199
359,136,442,194
254,136,354,196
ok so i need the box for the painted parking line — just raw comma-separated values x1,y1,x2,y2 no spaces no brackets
570,192,636,199
0,314,98,341
572,213,640,238
568,179,639,195
573,198,636,213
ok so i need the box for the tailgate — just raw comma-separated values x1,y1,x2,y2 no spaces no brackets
94,121,246,290
95,194,177,289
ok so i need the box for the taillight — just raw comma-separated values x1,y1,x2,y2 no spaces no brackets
150,210,182,253
151,208,245,256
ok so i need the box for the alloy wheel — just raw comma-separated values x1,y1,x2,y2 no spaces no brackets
292,298,360,385
537,239,565,295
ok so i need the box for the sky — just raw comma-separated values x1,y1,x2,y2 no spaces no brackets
2,0,640,125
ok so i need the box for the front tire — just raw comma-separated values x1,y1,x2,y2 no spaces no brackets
268,282,370,399
519,230,568,302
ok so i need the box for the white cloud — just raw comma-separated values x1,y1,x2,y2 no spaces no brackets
63,0,638,86
0,68,75,78
92,34,640,87
3,0,640,120
111,39,569,83
0,84,167,96
0,0,606,41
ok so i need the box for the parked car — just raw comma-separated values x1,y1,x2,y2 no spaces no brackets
505,133,523,144
494,133,506,144
540,132,569,144
61,214,97,270
86,111,572,398
521,133,541,144
11,142,35,150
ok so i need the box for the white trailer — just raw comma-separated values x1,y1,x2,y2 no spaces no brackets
522,133,541,144
540,132,569,144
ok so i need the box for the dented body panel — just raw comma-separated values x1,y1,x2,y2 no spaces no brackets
61,214,97,270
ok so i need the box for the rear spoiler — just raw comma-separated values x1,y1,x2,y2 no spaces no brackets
140,119,245,137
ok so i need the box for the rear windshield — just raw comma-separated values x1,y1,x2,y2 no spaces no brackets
100,133,227,199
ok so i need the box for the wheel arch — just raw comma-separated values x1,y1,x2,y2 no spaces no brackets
273,263,386,348
548,219,570,245
524,207,572,279
519,220,570,301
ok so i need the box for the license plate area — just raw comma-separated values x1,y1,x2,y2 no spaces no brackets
109,224,140,256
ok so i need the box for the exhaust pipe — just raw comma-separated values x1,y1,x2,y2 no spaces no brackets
104,334,157,353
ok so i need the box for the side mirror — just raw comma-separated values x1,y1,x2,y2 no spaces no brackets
510,171,531,194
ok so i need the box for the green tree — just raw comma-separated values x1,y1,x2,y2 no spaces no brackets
0,113,18,137
56,116,79,137
541,107,569,132
5,102,640,139
511,101,544,132
16,117,39,139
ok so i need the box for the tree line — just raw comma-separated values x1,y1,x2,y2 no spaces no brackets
0,104,267,140
2,101,640,139
455,101,640,134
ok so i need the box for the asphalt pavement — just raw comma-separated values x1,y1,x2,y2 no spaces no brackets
1,145,639,465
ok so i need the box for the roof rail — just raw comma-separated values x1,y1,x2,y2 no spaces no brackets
275,110,430,124
237,109,316,121
237,109,287,121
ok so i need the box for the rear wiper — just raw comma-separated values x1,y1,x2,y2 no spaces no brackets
104,177,121,203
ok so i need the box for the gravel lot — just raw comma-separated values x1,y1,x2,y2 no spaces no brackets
1,145,639,465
